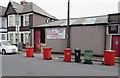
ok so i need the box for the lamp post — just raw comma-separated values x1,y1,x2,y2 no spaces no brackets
16,13,20,49
13,7,20,49
66,0,70,48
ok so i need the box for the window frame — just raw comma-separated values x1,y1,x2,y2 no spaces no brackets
107,25,119,35
23,15,29,26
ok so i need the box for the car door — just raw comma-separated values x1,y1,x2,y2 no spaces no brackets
0,42,2,52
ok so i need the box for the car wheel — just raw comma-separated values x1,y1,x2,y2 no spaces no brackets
2,49,6,55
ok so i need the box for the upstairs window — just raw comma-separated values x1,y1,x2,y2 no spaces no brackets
23,15,29,26
2,18,5,28
108,25,119,34
9,16,14,27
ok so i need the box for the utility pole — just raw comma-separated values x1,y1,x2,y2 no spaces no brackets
66,0,70,48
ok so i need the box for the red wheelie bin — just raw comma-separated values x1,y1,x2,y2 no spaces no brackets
26,46,34,57
104,50,116,66
64,48,72,62
43,47,52,60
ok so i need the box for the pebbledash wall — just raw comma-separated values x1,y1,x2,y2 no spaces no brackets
45,25,106,55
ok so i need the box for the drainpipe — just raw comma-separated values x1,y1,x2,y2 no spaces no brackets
104,25,107,50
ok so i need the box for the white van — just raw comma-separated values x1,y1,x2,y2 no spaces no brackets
0,40,18,55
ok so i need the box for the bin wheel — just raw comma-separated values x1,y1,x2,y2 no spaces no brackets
50,57,52,60
63,59,65,61
32,55,34,57
46,58,49,60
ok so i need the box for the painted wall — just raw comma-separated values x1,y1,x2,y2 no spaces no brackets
45,25,106,55
0,17,7,40
33,14,47,26
70,26,105,55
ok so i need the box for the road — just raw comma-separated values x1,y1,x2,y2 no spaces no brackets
2,53,118,76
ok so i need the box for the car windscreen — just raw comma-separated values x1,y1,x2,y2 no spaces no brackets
1,41,12,46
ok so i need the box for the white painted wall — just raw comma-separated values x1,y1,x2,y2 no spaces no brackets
0,16,7,40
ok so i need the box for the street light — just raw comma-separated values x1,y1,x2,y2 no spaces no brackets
13,7,20,49
16,14,20,49
66,0,70,48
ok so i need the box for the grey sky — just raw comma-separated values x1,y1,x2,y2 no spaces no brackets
1,0,119,19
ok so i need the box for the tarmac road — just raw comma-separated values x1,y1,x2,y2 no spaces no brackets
2,53,118,76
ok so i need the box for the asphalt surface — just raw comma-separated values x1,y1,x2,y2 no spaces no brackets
2,53,119,76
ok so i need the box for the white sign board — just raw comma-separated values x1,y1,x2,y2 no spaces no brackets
46,28,66,39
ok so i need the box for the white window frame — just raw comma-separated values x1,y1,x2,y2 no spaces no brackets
8,15,15,27
23,14,29,26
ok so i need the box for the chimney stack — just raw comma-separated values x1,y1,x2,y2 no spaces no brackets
20,0,28,5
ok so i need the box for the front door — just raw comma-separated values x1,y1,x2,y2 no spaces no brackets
112,36,120,57
34,30,41,52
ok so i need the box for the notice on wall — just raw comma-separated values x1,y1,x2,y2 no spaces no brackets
46,28,66,39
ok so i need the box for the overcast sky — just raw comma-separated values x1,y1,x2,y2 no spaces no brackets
1,0,120,19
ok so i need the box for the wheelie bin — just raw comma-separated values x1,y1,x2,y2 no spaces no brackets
26,46,34,57
43,47,52,60
84,50,93,64
104,50,116,66
74,48,81,63
64,48,72,62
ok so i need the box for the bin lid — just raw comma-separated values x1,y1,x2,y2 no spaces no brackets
26,46,34,47
105,50,116,52
74,48,80,50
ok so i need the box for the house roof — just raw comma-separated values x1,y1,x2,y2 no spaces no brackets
34,15,108,28
7,1,57,19
0,5,7,16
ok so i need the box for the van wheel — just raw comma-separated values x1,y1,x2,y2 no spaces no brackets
2,50,6,55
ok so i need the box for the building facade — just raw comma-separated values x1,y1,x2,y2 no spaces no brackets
0,6,7,40
33,14,120,57
5,0,57,47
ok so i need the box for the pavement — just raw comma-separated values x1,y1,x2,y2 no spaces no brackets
2,52,119,76
18,51,120,64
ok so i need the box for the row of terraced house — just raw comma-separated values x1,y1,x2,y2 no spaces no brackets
0,0,120,56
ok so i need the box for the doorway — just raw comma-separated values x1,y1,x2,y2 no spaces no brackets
112,35,120,57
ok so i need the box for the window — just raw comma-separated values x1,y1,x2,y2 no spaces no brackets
9,16,14,27
9,33,13,43
2,18,5,28
108,25,118,34
23,15,29,26
1,34,5,40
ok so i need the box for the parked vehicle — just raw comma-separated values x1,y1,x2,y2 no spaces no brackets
0,40,18,55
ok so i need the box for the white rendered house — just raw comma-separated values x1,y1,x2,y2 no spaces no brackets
0,6,7,40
